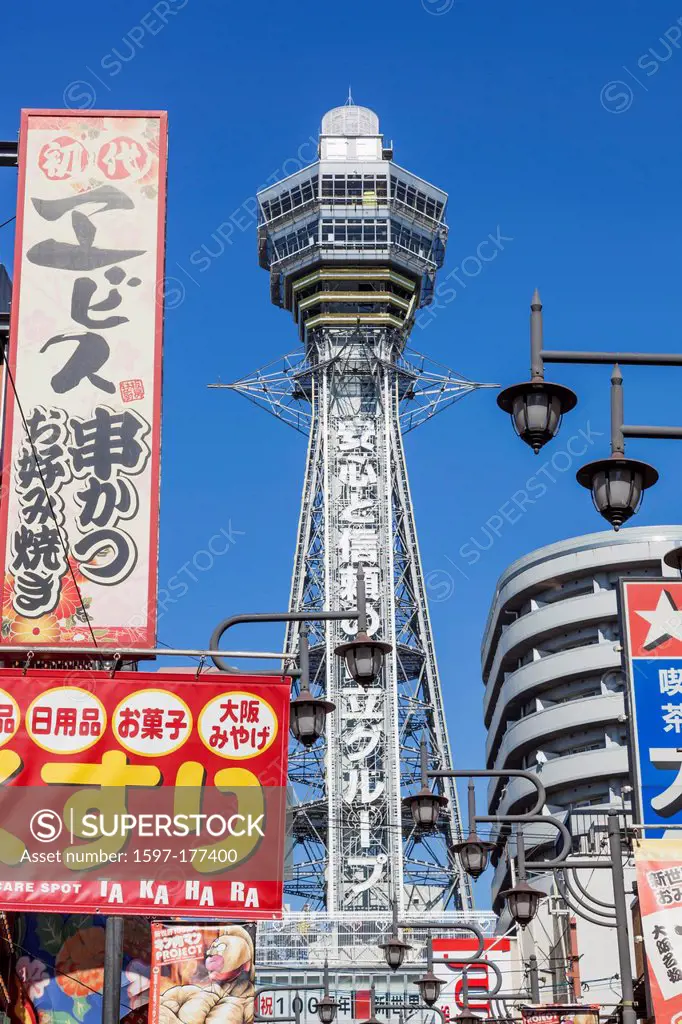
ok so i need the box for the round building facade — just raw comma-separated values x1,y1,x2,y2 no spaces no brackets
481,524,682,907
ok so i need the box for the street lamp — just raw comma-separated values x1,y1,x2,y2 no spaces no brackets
413,937,445,1007
500,829,545,930
499,292,682,528
414,971,443,1007
289,627,335,746
289,688,334,745
317,996,337,1024
500,877,545,929
575,365,657,530
451,1012,481,1024
453,834,495,879
379,899,413,971
664,545,682,573
335,565,390,687
453,781,496,879
576,453,657,531
497,290,577,454
378,934,412,971
403,741,449,829
403,785,448,830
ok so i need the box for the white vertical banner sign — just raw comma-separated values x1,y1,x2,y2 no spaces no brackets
0,110,167,650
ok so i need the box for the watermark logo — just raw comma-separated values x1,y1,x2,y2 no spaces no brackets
421,0,456,14
600,81,634,115
600,17,682,114
30,809,63,843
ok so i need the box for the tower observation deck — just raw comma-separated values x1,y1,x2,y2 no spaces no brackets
213,104,496,925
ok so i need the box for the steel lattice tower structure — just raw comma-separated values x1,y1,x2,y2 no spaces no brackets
212,103,495,919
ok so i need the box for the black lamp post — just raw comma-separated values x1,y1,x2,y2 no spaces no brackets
378,934,412,970
403,785,448,830
335,565,391,687
317,997,337,1024
289,627,335,746
378,897,413,971
576,366,657,530
497,290,577,454
317,963,337,1024
403,741,449,829
500,829,545,930
209,566,394,743
414,938,444,1007
498,291,682,529
452,780,496,879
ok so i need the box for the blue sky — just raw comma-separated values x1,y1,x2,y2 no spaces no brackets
1,0,682,877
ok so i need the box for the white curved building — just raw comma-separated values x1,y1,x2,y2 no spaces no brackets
481,524,682,909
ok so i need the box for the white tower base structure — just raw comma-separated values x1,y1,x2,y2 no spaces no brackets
212,104,496,947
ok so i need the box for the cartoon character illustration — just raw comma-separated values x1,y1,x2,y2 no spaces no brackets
157,926,254,1024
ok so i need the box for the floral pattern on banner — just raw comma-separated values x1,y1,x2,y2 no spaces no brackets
10,913,151,1024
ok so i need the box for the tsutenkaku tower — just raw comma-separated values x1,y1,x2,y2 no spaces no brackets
215,103,493,918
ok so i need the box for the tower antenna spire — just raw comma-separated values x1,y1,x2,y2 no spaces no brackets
346,86,354,105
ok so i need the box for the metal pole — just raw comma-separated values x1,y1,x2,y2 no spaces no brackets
542,349,682,366
467,779,476,834
461,967,470,1011
356,564,367,632
420,738,429,788
530,289,544,380
210,609,360,671
608,812,636,1024
528,954,540,1003
102,915,123,1024
622,424,682,439
516,826,527,882
611,364,625,455
298,624,310,689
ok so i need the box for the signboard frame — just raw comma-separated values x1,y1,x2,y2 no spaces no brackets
0,108,168,651
619,577,682,827
0,668,290,919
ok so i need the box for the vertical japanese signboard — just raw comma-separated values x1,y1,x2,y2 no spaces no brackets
635,839,682,1022
0,669,289,918
1,110,167,649
150,923,255,1024
621,580,682,825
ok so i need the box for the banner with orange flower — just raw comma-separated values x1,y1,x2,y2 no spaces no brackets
0,110,167,651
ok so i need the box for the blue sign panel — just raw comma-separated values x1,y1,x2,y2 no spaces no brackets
621,579,682,826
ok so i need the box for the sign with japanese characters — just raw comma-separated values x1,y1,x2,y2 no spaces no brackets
635,839,682,1022
520,1007,599,1024
150,922,255,1024
621,580,682,825
0,669,289,918
0,110,167,650
331,414,396,906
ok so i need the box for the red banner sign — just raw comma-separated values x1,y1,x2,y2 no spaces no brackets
0,669,289,918
1,110,168,650
635,838,682,1022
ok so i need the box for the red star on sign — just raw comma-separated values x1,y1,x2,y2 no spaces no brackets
622,580,682,657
